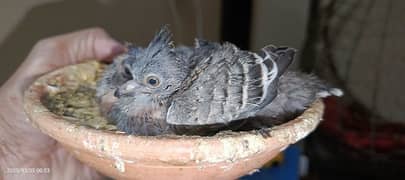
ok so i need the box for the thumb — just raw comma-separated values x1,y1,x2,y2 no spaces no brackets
5,28,124,92
56,27,125,63
35,27,125,65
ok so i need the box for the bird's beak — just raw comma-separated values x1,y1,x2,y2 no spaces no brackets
114,80,141,98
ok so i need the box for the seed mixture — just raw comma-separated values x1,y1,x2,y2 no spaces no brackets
42,62,117,131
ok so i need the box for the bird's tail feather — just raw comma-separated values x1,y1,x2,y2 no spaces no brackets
261,45,296,76
316,88,344,98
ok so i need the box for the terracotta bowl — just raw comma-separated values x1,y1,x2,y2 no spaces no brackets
24,61,324,180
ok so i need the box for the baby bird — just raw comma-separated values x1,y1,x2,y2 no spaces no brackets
96,26,342,136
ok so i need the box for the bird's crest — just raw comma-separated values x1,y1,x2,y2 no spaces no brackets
145,25,174,59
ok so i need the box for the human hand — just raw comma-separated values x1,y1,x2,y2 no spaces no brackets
0,28,124,179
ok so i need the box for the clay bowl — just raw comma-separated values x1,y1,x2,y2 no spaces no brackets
24,61,324,180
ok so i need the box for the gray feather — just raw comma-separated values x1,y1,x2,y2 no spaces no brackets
245,71,343,128
96,26,342,136
166,43,295,125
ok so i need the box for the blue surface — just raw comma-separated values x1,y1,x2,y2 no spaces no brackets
240,145,300,180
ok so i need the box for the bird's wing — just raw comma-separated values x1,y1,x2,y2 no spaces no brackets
176,39,221,68
166,43,296,125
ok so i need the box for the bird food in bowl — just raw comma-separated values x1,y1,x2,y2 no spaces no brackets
23,26,340,180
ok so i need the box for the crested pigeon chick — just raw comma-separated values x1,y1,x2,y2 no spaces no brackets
96,26,342,136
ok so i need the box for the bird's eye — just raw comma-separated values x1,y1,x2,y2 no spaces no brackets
123,66,133,80
145,75,160,88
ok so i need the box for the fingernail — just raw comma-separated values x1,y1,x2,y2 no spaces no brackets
111,43,125,54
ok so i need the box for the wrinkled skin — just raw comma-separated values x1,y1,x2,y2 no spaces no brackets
0,28,124,180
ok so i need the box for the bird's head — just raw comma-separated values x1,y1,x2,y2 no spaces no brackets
113,26,189,104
